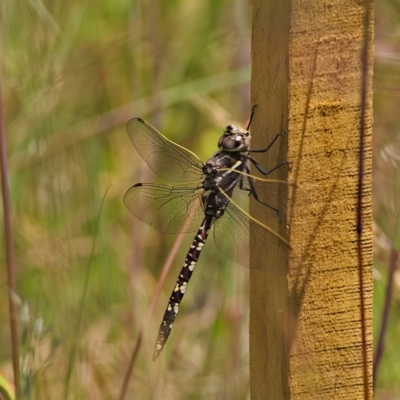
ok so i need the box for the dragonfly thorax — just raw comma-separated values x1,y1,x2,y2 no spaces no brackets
202,163,222,193
218,125,251,152
202,151,244,193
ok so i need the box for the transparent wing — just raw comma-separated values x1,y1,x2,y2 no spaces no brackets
124,183,205,233
216,168,293,221
213,179,293,274
230,171,292,221
127,118,204,182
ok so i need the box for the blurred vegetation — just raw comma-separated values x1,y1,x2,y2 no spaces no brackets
1,0,252,399
374,1,400,399
0,0,399,399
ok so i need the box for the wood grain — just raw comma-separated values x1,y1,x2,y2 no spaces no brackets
249,1,373,398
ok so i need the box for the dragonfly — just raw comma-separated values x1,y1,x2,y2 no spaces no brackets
124,108,291,361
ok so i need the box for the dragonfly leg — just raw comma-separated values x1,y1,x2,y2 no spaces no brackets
239,173,281,222
246,104,258,130
249,179,281,221
249,131,286,154
248,158,291,176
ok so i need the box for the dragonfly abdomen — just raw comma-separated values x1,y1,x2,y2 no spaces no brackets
153,216,212,361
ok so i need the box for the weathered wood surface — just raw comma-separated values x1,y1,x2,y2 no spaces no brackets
249,1,373,398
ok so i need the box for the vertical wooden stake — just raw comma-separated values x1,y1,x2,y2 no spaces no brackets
249,1,373,398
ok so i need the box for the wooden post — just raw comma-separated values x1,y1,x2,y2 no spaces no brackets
249,1,373,399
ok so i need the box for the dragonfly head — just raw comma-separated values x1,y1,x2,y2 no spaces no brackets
218,125,251,152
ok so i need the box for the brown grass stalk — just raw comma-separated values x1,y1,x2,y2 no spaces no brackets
118,230,186,400
0,79,21,398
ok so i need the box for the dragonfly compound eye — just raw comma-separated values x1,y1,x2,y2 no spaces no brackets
218,135,242,150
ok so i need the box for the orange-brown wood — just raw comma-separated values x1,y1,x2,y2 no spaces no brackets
249,1,373,398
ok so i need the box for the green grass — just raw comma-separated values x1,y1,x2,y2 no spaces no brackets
1,1,252,398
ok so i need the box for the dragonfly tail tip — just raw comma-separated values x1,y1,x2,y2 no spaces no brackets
153,349,161,361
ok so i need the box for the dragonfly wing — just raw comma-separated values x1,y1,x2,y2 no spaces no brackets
213,186,291,274
124,183,204,233
235,173,307,226
226,170,294,221
127,118,204,182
